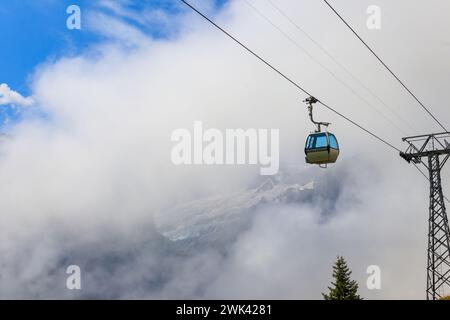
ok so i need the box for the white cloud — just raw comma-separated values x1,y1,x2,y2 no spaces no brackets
0,83,34,107
86,12,151,47
0,0,449,299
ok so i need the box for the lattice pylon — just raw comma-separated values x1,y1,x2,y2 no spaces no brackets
426,154,450,300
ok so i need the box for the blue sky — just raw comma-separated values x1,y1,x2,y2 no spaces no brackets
0,0,228,130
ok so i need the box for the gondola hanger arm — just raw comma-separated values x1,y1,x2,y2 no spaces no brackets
303,96,330,132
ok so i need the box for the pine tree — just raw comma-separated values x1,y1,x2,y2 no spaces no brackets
322,256,362,300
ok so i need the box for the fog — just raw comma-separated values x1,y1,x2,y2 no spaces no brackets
0,0,449,299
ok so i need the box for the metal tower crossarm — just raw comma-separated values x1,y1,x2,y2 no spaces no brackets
400,132,450,300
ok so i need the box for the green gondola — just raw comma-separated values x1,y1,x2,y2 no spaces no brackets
305,132,340,165
303,96,340,167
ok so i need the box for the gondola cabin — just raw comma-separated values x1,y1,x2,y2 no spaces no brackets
305,132,339,165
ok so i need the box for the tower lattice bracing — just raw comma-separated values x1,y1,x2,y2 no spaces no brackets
426,154,450,299
401,132,450,300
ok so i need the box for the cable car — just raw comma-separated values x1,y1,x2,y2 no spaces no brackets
303,96,340,167
305,132,339,165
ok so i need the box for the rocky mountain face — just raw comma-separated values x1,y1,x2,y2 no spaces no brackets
154,168,318,253
1,165,349,299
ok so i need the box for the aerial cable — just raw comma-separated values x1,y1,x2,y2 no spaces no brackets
181,0,450,203
264,0,447,194
323,0,448,132
242,0,410,136
264,0,418,135
181,0,402,153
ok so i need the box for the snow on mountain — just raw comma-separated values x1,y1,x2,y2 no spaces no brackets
155,172,315,244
